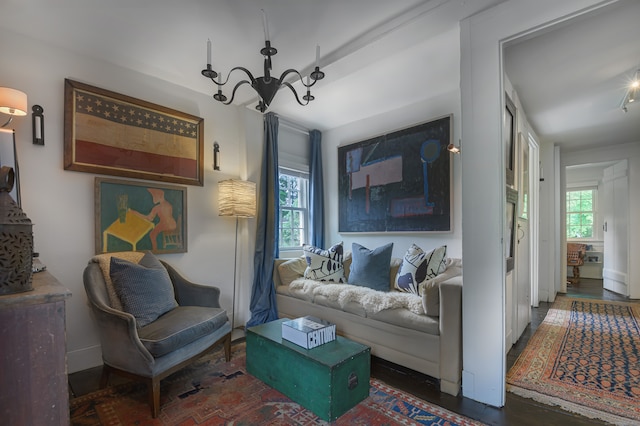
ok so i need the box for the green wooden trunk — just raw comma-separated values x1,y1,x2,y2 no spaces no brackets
246,319,371,422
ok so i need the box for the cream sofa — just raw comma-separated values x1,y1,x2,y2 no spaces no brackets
273,255,463,396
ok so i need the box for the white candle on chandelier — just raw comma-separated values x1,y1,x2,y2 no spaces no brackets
262,9,270,42
315,45,320,68
207,38,212,66
307,75,311,87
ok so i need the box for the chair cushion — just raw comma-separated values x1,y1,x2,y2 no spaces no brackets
110,252,178,327
138,306,229,357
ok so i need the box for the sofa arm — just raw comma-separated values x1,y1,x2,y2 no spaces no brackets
161,261,221,308
438,275,462,395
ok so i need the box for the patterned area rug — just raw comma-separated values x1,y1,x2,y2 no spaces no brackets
70,342,484,425
507,297,640,425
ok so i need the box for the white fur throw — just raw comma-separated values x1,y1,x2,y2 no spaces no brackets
289,279,424,315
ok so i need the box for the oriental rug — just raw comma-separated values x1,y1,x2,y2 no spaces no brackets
70,342,483,426
507,297,640,425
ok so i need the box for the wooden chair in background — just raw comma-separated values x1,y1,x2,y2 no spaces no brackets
567,243,587,285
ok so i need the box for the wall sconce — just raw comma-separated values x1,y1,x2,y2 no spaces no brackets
32,105,44,145
621,69,639,113
0,87,28,128
447,143,461,154
213,141,220,170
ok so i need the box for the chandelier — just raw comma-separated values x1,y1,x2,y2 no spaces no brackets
202,10,325,113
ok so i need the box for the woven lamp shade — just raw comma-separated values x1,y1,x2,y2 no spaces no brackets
218,179,256,218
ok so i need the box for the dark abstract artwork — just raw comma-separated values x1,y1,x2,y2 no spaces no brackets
338,115,452,233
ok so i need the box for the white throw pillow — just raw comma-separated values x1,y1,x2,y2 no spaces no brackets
394,244,447,294
303,242,346,283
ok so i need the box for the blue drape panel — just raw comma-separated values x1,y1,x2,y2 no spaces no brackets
309,129,325,248
247,112,280,327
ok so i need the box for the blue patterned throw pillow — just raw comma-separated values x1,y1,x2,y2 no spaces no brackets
303,242,346,282
394,244,447,295
110,252,178,327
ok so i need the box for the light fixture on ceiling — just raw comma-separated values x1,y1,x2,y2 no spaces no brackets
202,10,325,113
0,87,28,128
621,69,639,113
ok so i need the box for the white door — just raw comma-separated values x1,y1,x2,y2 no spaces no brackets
602,160,629,295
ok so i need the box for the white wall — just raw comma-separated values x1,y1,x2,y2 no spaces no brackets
460,0,607,407
0,28,262,372
562,142,640,298
322,90,462,260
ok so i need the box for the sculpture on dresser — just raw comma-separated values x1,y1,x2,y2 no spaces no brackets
0,166,33,295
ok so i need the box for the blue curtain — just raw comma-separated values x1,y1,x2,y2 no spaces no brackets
247,112,280,327
309,129,325,248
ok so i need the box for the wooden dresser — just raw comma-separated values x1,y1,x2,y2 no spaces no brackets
0,270,72,425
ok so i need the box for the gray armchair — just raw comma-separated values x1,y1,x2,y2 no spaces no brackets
83,256,231,418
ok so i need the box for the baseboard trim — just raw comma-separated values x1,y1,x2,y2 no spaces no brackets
67,344,103,374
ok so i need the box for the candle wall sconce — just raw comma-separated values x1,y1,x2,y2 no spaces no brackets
32,105,44,145
213,141,220,171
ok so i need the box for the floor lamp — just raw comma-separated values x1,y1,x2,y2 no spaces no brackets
218,179,256,331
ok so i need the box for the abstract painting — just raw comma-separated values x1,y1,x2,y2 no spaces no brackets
338,115,452,233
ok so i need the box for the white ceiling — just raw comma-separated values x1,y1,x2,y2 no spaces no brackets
2,0,638,148
504,0,640,152
0,0,502,130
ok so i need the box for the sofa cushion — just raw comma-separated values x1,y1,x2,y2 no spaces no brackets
303,242,346,282
278,257,307,286
348,242,393,292
394,244,447,295
138,306,228,357
109,252,178,328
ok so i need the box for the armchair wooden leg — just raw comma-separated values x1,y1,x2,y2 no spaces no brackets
224,332,232,362
149,377,161,418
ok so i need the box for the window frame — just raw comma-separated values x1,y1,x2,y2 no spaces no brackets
278,168,310,251
565,186,596,240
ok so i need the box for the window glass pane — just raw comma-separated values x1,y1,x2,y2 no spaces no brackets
278,170,309,249
565,188,595,239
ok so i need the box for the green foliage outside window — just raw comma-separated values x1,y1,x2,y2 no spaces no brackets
566,189,594,238
279,173,308,249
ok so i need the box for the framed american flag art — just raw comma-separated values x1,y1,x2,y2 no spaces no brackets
64,79,204,186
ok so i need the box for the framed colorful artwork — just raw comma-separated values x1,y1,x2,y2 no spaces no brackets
504,93,517,188
337,115,452,233
64,79,204,186
95,177,187,254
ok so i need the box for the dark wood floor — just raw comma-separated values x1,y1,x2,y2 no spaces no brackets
68,278,632,425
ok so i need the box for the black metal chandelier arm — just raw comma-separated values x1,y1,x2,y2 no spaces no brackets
278,68,316,88
224,66,258,85
221,80,252,105
282,82,310,106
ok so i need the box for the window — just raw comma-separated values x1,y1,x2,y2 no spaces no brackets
279,170,309,250
566,188,594,239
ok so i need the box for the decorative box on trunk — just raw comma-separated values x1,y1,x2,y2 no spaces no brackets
246,318,370,422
